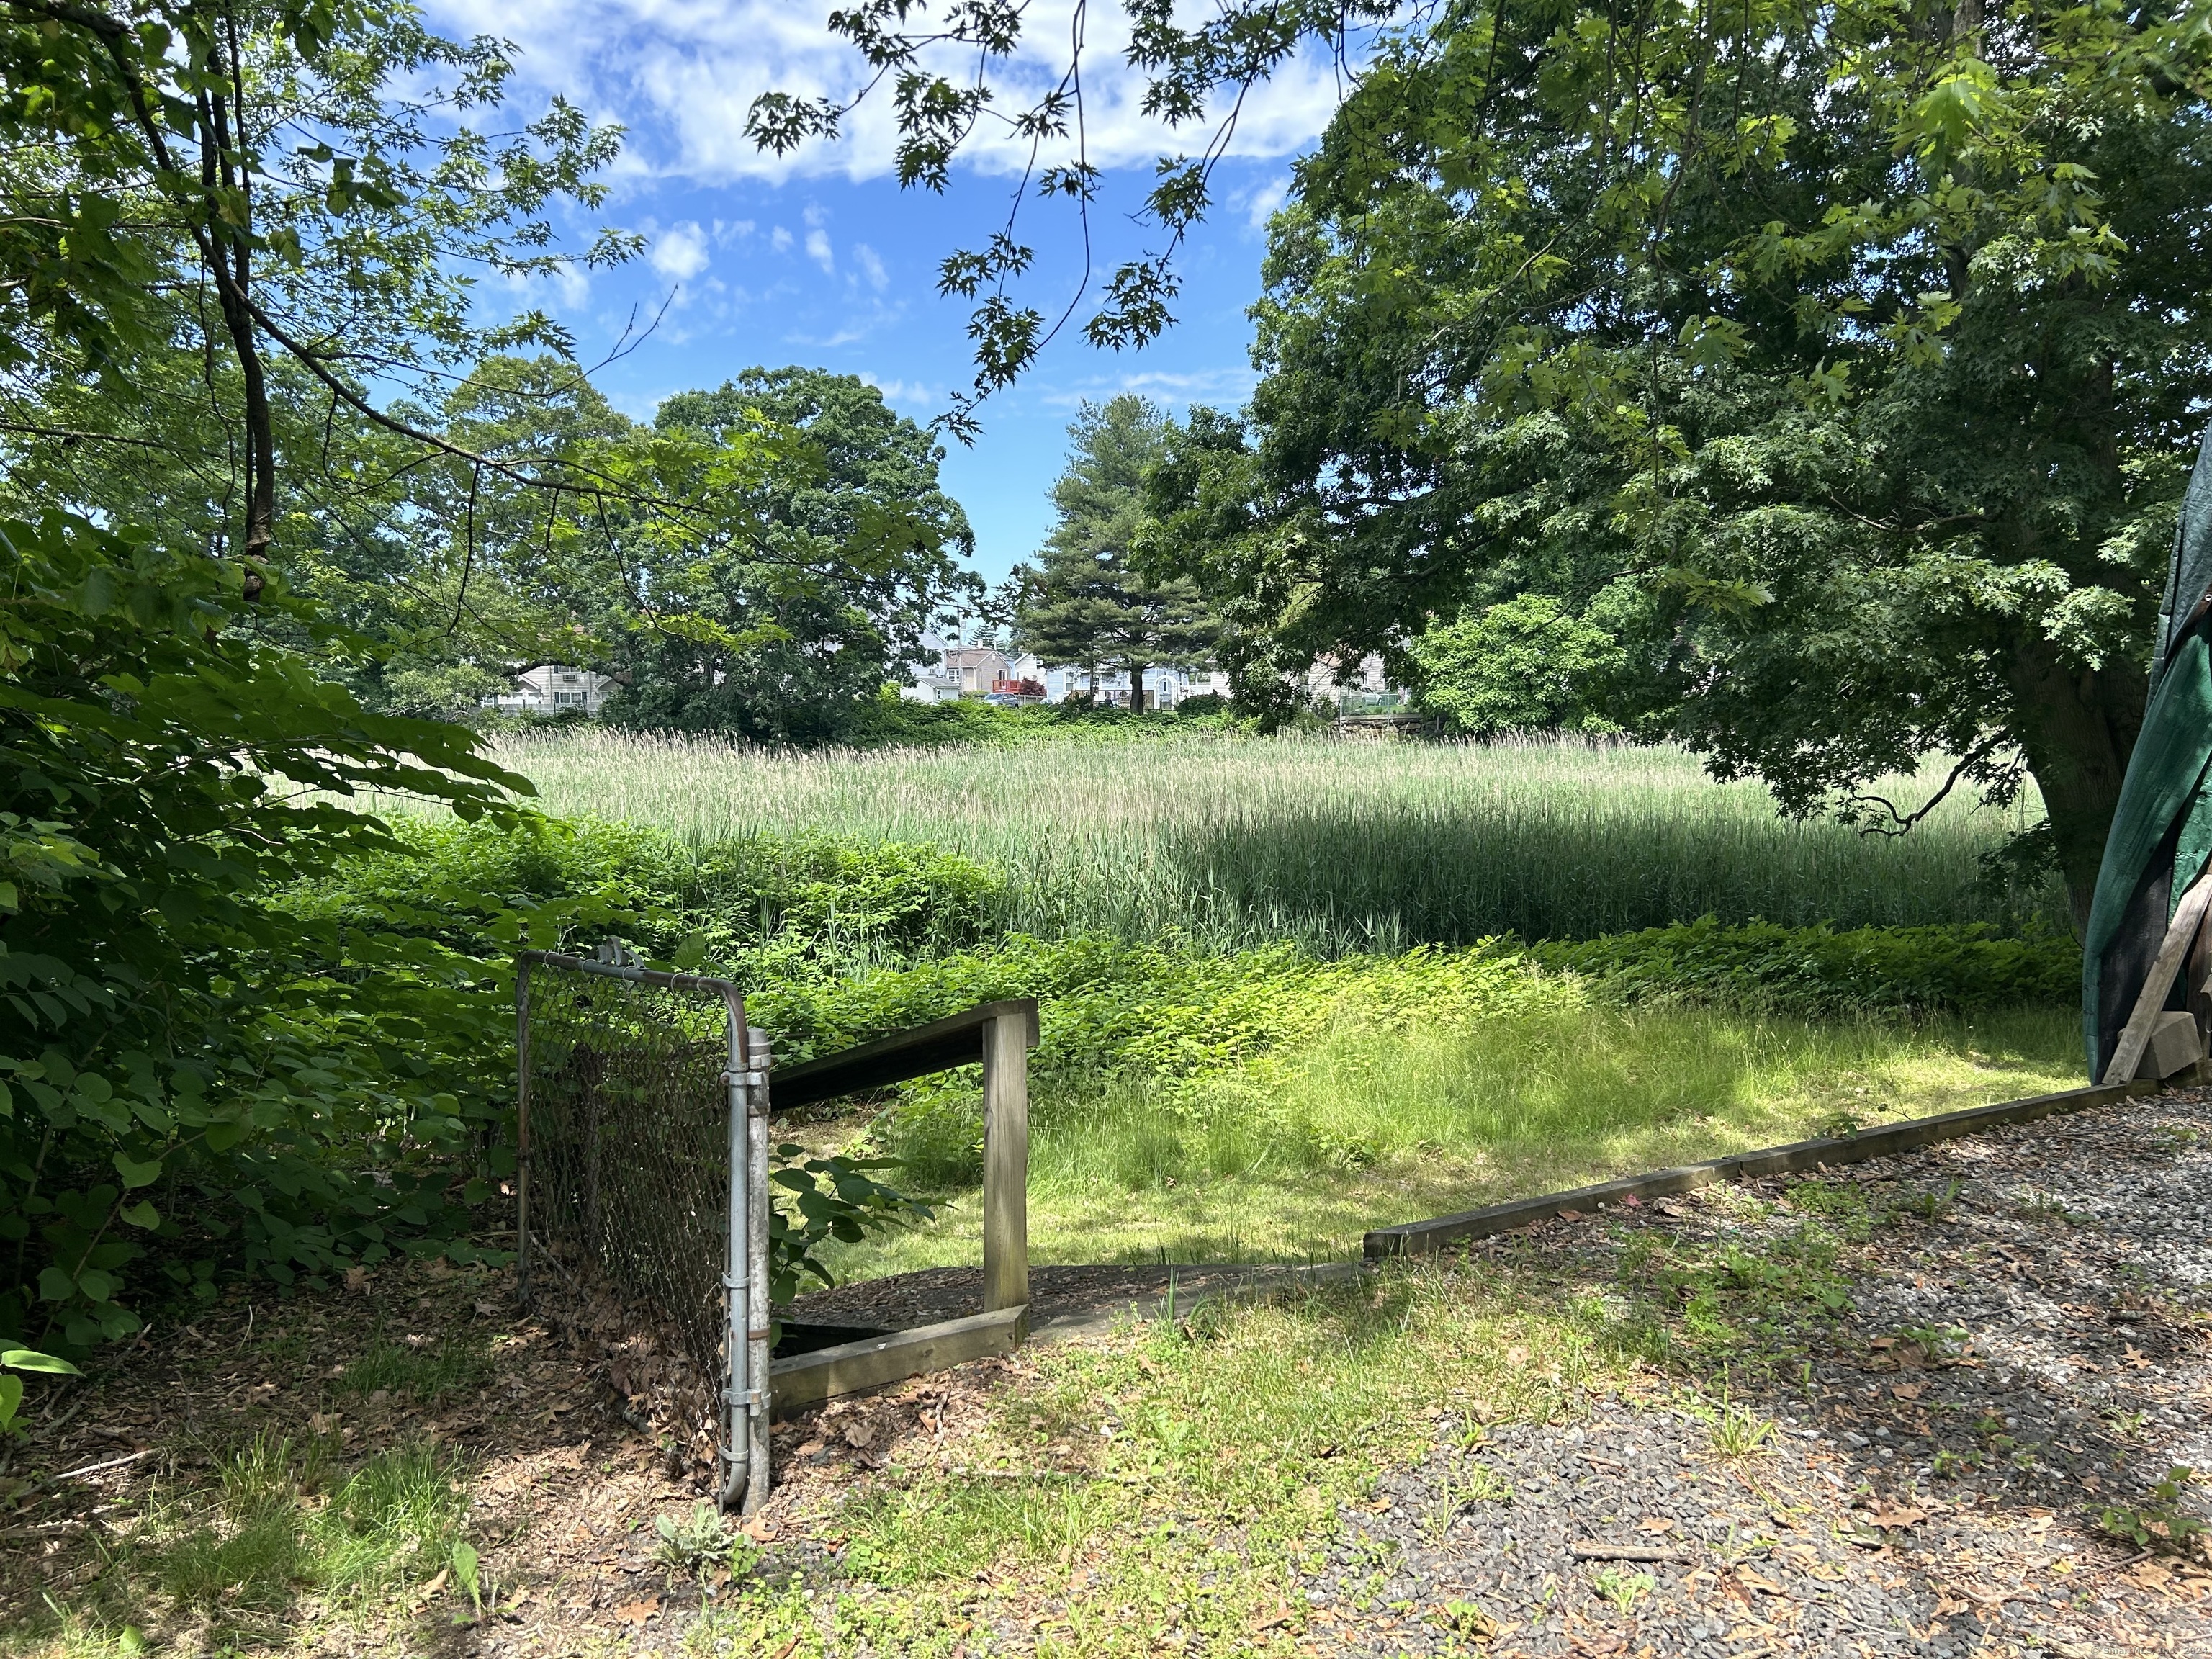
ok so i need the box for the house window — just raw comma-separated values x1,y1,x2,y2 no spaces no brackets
553,692,587,706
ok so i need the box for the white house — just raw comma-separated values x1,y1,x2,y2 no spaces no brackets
488,664,618,716
1305,652,1404,713
1007,655,1221,711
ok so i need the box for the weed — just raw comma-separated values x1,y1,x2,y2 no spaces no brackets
652,1503,754,1578
1813,1109,1863,1140
1932,1449,1981,1478
333,1335,493,1403
2154,1125,2203,1154
1895,1180,1964,1222
446,730,2059,945
1626,1228,1852,1375
2098,1467,2210,1552
1712,1399,1778,1457
1429,1457,1514,1537
2014,1189,2090,1226
1893,1323,1972,1363
450,1539,483,1623
1779,1180,1877,1240
1434,1598,1502,1640
1591,1565,1655,1617
315,1442,472,1601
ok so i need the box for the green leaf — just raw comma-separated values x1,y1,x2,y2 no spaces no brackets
1,1346,83,1375
113,1152,163,1189
120,1201,161,1229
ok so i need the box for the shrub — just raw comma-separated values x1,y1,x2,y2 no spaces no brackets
1,513,541,1355
285,817,1004,980
1526,917,2080,1015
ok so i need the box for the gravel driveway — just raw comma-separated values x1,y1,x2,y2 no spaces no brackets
1295,1088,2212,1657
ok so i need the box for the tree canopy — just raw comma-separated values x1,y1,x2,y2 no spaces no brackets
1014,396,1216,707
775,0,2212,912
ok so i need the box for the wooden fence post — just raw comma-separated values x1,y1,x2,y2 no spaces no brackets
980,1012,1030,1313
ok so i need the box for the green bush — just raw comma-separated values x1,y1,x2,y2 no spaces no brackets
1,512,549,1356
286,817,1004,979
1526,917,2080,1015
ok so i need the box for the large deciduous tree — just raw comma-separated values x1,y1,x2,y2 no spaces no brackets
1204,0,2212,919
1015,395,1217,709
770,0,2212,920
608,369,980,742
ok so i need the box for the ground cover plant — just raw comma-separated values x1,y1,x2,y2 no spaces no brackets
282,797,2085,1278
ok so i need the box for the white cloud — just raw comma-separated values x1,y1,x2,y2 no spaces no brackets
853,243,887,291
805,225,835,274
1242,176,1290,229
770,225,793,253
420,1,1352,186
1038,364,1259,409
649,219,710,279
859,372,942,410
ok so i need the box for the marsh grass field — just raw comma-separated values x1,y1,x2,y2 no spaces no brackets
410,727,2084,1279
460,727,2062,949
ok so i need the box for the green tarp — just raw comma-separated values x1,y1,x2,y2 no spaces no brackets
2082,423,2212,1078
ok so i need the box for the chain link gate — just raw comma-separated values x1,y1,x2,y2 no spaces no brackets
514,945,772,1511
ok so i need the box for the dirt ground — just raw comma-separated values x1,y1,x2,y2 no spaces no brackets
3,1089,2210,1655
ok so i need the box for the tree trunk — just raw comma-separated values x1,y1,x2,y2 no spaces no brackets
2005,631,2148,930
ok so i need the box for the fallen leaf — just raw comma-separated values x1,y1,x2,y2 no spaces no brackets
2124,1344,2152,1370
1637,1516,1678,1534
343,1266,369,1293
1558,1208,1586,1222
1869,1336,1897,1351
1737,1569,1786,1595
739,1515,775,1542
1890,1381,1923,1401
1869,1504,1927,1530
845,1420,878,1450
613,1598,660,1627
2132,1560,2174,1593
1655,1200,1689,1218
423,1569,450,1596
1618,1192,1643,1208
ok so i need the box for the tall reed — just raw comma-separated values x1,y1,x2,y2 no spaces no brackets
393,728,2057,948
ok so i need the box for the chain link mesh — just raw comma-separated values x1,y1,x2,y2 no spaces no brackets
522,960,736,1472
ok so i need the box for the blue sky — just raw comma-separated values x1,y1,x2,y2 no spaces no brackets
421,1,1355,586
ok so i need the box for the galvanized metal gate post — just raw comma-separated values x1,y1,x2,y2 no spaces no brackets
745,1028,773,1509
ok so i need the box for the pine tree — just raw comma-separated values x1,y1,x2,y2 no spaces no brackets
1015,396,1216,710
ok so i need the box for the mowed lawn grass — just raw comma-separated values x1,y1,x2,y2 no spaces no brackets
460,729,2061,948
801,1000,2080,1278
